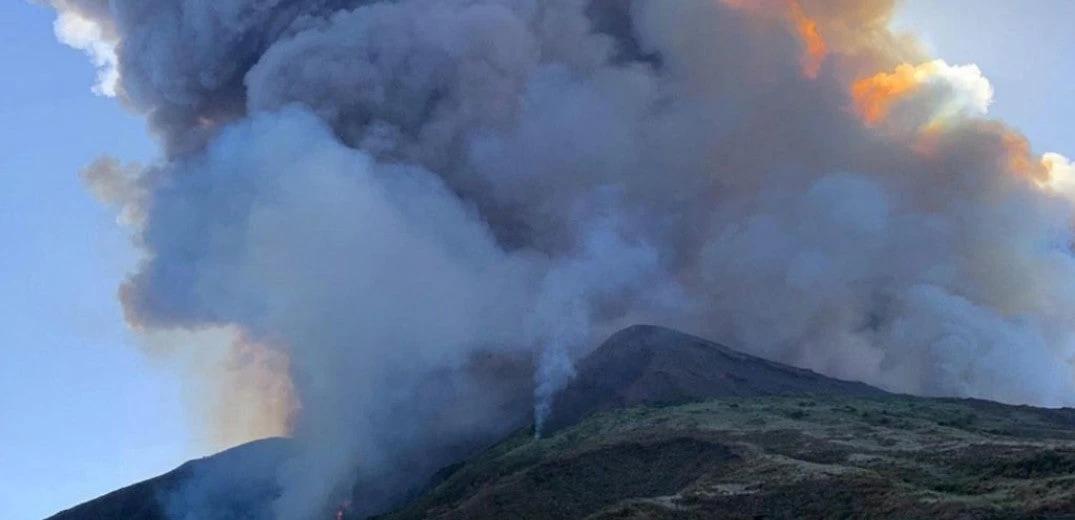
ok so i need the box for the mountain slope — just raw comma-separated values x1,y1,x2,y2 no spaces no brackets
542,324,886,433
383,396,1075,520
45,438,291,520
49,325,1072,520
43,325,892,520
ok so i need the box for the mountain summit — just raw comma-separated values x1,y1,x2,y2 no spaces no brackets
383,327,1075,520
543,324,886,433
45,326,1075,520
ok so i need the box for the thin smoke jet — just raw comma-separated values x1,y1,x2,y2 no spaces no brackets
45,0,1075,517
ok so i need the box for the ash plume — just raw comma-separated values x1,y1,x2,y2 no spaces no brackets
44,0,1075,517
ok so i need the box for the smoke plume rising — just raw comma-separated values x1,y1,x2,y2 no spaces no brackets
43,0,1075,517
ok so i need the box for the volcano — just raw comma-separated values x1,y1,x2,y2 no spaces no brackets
541,324,887,434
44,326,1075,520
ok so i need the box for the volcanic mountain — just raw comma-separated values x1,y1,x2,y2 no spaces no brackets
541,324,887,434
385,394,1075,520
45,326,1075,519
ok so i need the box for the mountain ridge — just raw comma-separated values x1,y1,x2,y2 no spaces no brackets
48,325,1074,520
45,437,291,520
542,324,887,433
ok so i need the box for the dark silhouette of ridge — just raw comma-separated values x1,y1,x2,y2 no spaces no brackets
45,437,291,520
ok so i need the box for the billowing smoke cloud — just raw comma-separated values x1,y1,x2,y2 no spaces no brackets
43,0,1075,517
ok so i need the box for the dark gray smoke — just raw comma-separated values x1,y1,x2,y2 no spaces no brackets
44,0,1075,518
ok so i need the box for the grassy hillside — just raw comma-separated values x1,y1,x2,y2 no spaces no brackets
382,396,1075,520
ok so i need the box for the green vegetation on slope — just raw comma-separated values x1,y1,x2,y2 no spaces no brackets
382,396,1075,520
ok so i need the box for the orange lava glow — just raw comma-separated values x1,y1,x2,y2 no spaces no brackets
851,62,937,126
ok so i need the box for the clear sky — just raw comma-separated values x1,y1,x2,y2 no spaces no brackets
0,3,191,520
1,1,1073,520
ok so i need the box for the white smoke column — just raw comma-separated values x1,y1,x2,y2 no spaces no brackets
528,217,665,437
147,107,539,518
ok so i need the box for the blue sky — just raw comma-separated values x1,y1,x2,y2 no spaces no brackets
893,0,1075,156
0,4,191,520
1,1,1073,519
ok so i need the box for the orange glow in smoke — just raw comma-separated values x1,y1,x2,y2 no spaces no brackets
787,0,827,78
719,0,828,79
910,122,943,158
851,62,938,126
913,122,1049,183
1002,132,1049,182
